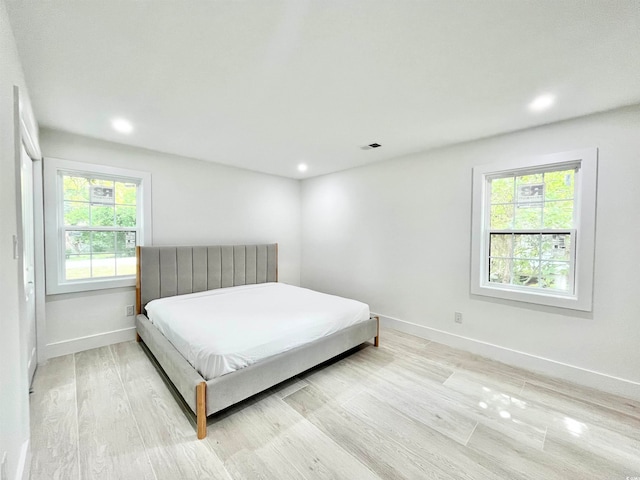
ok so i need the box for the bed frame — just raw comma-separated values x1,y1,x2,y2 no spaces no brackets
135,243,379,439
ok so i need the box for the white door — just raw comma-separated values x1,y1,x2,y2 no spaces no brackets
20,143,37,384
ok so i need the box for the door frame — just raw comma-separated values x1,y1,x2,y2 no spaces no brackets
14,86,45,385
19,143,36,383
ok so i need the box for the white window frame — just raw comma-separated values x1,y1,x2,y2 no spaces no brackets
44,158,152,294
471,148,597,311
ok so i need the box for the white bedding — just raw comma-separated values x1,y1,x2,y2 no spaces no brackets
145,283,370,380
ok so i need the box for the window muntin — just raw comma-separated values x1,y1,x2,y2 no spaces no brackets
486,166,577,294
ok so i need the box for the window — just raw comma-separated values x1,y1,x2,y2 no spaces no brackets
44,158,152,294
471,149,597,311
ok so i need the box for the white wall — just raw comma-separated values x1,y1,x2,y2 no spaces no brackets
0,1,31,478
301,105,640,399
40,129,301,356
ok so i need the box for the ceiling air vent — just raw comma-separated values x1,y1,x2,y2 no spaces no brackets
360,143,382,150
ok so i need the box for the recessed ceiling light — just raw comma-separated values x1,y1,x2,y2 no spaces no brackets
528,94,555,112
297,163,308,172
111,118,133,134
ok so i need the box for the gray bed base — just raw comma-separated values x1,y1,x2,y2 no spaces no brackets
135,244,379,439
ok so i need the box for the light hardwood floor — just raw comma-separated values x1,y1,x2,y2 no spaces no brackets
30,327,640,479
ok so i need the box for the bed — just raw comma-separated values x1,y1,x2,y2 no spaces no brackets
135,243,379,439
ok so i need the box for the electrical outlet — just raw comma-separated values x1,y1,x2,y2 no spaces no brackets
454,312,463,324
125,305,135,317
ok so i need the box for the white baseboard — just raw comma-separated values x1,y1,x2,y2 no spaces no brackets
375,312,640,401
47,327,136,358
16,440,30,480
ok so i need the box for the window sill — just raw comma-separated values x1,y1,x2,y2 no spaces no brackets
46,276,136,295
471,283,592,311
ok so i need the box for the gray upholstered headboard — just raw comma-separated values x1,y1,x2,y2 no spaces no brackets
136,244,278,314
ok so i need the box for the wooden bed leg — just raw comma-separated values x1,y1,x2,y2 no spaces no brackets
196,381,207,439
135,332,142,343
135,246,142,315
374,315,380,347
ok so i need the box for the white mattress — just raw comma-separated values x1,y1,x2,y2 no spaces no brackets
145,283,370,380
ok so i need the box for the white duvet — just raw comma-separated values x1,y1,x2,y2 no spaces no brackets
145,283,370,380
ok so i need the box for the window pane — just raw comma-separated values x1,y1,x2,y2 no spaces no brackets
513,234,540,259
91,254,116,277
92,231,115,254
544,169,574,201
516,173,543,185
91,205,115,226
115,206,137,227
63,175,90,201
489,258,511,284
490,177,514,204
116,256,136,276
65,254,90,280
89,179,115,205
540,261,570,291
490,204,514,229
512,259,540,287
65,231,136,279
541,234,571,261
64,201,90,226
543,200,573,229
514,205,542,229
490,234,512,258
115,181,137,205
65,231,91,255
90,178,114,189
116,231,136,253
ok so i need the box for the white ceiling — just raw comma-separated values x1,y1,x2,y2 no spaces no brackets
7,1,640,179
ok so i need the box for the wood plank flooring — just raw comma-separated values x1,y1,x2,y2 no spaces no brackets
30,327,640,479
